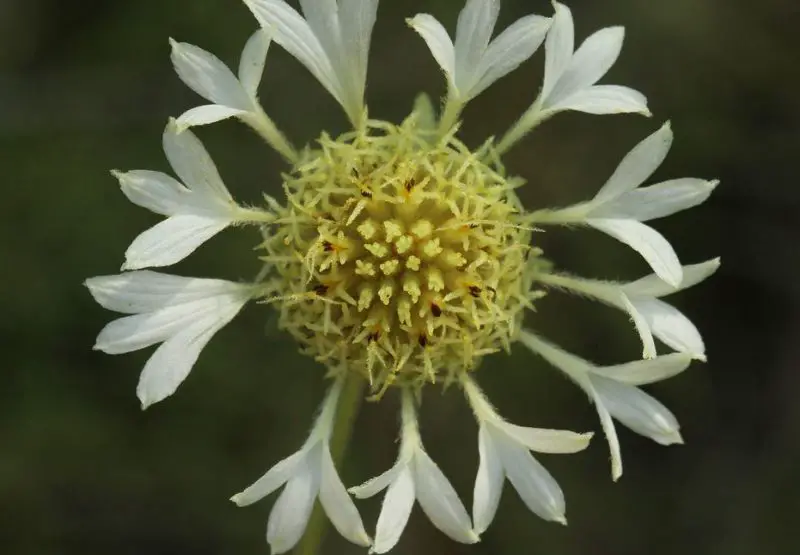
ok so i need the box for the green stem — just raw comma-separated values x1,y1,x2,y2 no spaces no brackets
494,98,546,157
293,375,365,555
245,106,299,164
436,96,463,138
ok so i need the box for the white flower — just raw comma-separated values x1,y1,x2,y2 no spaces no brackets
530,123,718,286
534,1,648,118
86,271,253,408
350,391,478,553
536,258,720,359
170,31,298,161
242,0,378,125
231,378,370,554
170,31,270,130
408,0,550,103
114,121,261,271
518,329,692,480
462,376,592,533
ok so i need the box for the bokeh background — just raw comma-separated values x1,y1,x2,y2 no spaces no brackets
2,0,798,554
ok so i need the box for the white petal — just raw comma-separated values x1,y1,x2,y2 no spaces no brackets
94,303,203,354
408,14,456,88
162,122,234,203
549,84,649,116
339,0,378,98
591,353,693,386
298,0,340,53
175,104,249,131
372,466,415,554
239,30,271,98
413,449,478,544
594,123,673,203
591,178,717,222
243,0,344,109
541,1,574,100
518,329,592,381
473,425,504,535
135,296,247,408
545,27,623,107
230,449,307,507
501,423,593,454
169,39,251,109
349,461,405,499
587,218,682,287
453,0,500,95
318,445,371,547
492,429,565,523
472,15,550,99
114,170,189,216
123,214,231,270
592,388,623,480
619,291,658,359
267,454,321,555
590,375,683,446
675,257,722,290
518,330,623,479
94,287,246,355
633,298,706,359
85,271,245,314
623,258,721,298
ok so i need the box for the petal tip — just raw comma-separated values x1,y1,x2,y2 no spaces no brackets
663,430,684,445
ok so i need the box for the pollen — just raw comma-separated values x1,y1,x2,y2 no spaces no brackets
257,116,539,393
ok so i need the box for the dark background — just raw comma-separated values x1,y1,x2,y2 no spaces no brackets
2,0,799,554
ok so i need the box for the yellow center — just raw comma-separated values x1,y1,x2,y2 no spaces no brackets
258,116,539,395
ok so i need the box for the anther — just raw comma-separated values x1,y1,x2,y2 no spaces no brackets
443,249,467,268
365,242,389,258
355,260,376,277
421,238,442,258
430,303,443,317
314,284,329,296
402,276,422,304
406,255,421,271
418,334,428,348
379,259,400,276
357,219,378,240
378,281,394,305
384,220,403,243
395,235,414,254
426,268,445,292
358,287,374,311
411,220,433,239
469,285,482,298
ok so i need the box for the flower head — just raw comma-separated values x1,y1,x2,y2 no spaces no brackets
87,0,718,551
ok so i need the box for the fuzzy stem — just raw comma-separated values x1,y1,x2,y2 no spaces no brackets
494,98,548,157
244,106,299,164
437,95,463,139
293,374,365,555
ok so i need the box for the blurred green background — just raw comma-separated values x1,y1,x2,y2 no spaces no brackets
2,0,798,554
